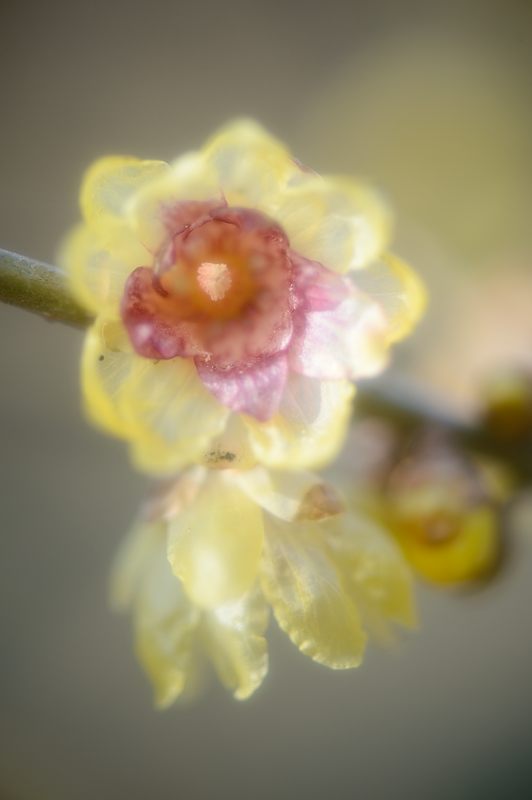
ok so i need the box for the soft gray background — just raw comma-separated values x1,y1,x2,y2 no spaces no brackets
2,1,532,798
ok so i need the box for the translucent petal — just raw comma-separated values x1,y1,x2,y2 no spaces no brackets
354,253,427,344
127,152,221,252
82,319,138,439
202,588,269,700
110,518,164,611
245,374,355,470
135,540,201,709
201,413,258,470
196,353,289,421
275,174,392,272
202,118,297,211
81,155,168,230
233,466,328,521
289,288,390,380
261,515,366,668
120,358,230,474
167,472,264,609
59,222,149,315
327,513,417,640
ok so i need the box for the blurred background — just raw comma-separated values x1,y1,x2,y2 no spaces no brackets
1,0,532,797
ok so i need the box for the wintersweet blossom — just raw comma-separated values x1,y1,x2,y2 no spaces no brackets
60,120,424,474
112,466,415,704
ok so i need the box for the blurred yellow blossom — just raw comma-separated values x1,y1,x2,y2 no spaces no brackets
383,435,502,586
112,466,415,704
60,119,424,475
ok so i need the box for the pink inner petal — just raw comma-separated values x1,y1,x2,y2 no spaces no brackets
291,253,349,312
288,280,389,380
196,353,289,421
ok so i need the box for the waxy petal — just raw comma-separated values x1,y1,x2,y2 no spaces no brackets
328,514,416,639
289,288,389,380
233,466,334,521
81,155,168,231
275,174,391,273
354,253,427,344
120,358,229,474
203,589,269,700
167,472,264,609
112,521,201,708
128,153,222,253
59,223,148,316
261,515,366,668
203,118,298,211
136,546,201,708
82,320,138,439
245,373,355,470
196,354,289,421
291,254,349,312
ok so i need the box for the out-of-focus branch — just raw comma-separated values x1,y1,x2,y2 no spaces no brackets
0,248,91,327
356,375,532,488
1,246,531,486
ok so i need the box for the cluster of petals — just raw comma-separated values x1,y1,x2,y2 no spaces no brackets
112,467,415,704
61,120,425,474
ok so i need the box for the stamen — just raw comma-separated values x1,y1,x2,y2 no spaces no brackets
197,261,233,302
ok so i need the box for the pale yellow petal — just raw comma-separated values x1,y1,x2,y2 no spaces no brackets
135,544,201,709
327,513,417,640
81,319,138,440
202,588,269,700
167,472,264,609
354,252,427,344
202,118,297,211
274,174,392,272
110,518,164,611
201,413,258,470
127,152,221,252
232,466,328,521
261,514,366,668
59,222,148,315
120,358,230,474
81,155,168,230
245,374,355,470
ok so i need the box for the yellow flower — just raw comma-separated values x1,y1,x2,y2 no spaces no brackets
112,466,415,704
60,120,425,475
384,435,502,585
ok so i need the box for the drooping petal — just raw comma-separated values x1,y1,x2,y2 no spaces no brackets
167,472,264,609
245,373,355,470
202,588,270,700
120,358,230,474
80,155,169,231
289,286,390,380
82,319,138,439
327,513,417,640
261,514,366,668
233,466,338,521
196,353,289,421
59,223,149,315
275,174,391,273
135,539,201,708
127,153,222,252
202,118,298,211
354,253,427,344
110,518,164,611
